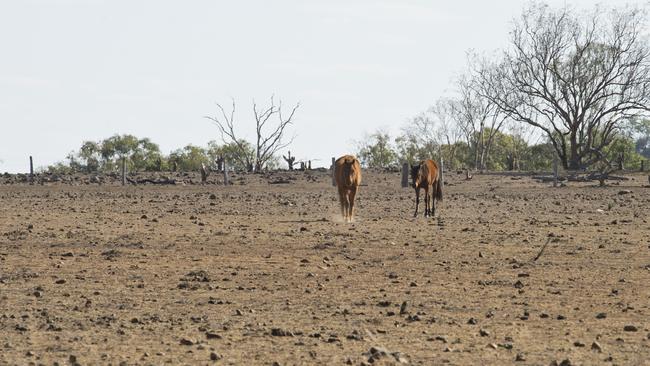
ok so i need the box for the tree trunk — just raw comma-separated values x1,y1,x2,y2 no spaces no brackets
569,131,581,170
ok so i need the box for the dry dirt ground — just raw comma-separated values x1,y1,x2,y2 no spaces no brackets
1,170,649,366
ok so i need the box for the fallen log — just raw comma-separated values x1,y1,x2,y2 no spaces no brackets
126,177,177,185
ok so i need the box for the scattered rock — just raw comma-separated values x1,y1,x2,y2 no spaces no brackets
364,346,408,364
591,341,602,352
271,328,293,337
210,352,221,361
595,312,607,319
180,338,195,346
551,360,574,366
206,332,222,339
515,353,526,361
623,325,638,332
400,301,408,315
479,329,490,337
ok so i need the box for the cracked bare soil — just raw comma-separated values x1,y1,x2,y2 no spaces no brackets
1,170,649,365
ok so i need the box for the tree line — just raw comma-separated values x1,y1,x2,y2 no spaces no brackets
358,2,650,173
43,2,650,175
45,134,268,174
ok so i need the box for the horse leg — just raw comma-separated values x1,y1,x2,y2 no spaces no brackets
431,183,436,217
344,188,351,222
338,187,346,220
348,186,357,222
424,186,430,217
413,187,420,217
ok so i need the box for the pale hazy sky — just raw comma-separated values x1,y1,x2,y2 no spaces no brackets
0,0,642,172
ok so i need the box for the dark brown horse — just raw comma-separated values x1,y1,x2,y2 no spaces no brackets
334,155,362,222
411,159,443,217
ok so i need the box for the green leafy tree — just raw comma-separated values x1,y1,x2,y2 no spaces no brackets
168,145,209,171
206,140,255,171
356,131,398,168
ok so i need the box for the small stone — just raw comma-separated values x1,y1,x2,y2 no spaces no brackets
487,343,497,349
55,279,66,284
209,194,217,200
514,280,524,289
573,341,585,347
479,329,490,337
210,352,221,361
515,353,526,361
206,332,221,339
595,312,607,319
180,338,194,345
467,317,478,325
399,301,408,315
623,325,638,332
26,351,34,357
271,328,293,337
591,341,602,352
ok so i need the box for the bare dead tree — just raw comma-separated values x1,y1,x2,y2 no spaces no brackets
253,96,300,171
204,99,254,171
430,98,464,169
451,72,506,171
283,151,296,170
475,3,650,170
205,96,300,172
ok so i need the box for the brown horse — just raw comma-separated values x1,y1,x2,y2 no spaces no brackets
411,159,443,217
334,155,362,222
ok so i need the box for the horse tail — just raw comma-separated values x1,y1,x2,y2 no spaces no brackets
343,161,353,186
436,171,443,201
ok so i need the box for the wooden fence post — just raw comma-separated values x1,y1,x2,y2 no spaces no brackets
223,159,229,185
553,155,558,187
200,163,208,184
29,156,34,184
439,155,444,190
641,160,645,172
401,162,409,188
121,157,127,186
331,157,336,187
